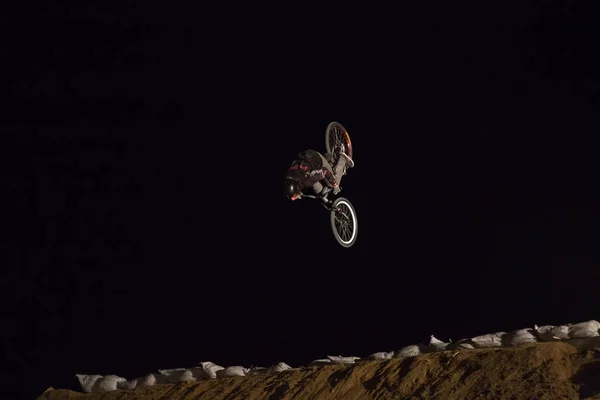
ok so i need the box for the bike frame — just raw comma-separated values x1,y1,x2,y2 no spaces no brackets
299,189,343,213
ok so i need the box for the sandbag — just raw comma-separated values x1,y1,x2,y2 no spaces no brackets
133,374,158,387
327,355,361,364
359,352,393,362
308,359,332,367
116,379,137,390
179,369,194,382
502,329,537,347
75,374,103,393
267,362,292,375
533,324,569,341
158,368,186,384
247,366,269,376
216,366,249,378
393,344,426,358
179,367,207,382
427,335,450,352
568,320,600,339
470,332,506,348
447,339,475,350
200,362,225,379
93,375,126,393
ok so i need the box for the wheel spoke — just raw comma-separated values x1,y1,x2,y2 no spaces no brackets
344,224,352,239
327,122,351,163
344,226,352,241
329,125,345,155
344,221,352,235
336,218,347,237
333,205,355,243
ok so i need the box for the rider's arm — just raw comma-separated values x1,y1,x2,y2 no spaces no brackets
309,168,338,187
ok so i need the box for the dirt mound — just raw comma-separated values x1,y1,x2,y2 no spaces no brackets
38,342,600,400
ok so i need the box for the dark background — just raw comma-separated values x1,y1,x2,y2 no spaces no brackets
3,2,600,398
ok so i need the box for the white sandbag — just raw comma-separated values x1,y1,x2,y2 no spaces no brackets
267,362,292,375
393,344,426,358
360,352,393,362
327,355,361,364
153,373,169,385
179,368,205,382
216,366,249,378
200,362,224,379
502,329,537,347
308,359,332,367
179,369,193,382
427,335,450,352
93,375,127,393
117,379,137,390
247,366,269,376
533,324,569,341
551,325,570,340
447,339,475,350
470,332,506,348
75,374,103,393
182,367,209,382
133,374,158,387
568,320,600,339
158,368,187,384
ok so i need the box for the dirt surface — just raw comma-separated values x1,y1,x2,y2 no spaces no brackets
38,342,600,400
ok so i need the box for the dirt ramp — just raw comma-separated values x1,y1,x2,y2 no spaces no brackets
39,342,600,400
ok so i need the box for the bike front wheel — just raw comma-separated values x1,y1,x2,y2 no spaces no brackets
325,121,353,164
329,197,358,248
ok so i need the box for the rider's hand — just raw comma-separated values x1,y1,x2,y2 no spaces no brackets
333,186,341,195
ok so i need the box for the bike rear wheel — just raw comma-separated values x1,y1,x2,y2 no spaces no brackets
325,121,353,164
329,197,358,248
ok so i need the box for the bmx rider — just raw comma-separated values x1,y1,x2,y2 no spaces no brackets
284,147,354,201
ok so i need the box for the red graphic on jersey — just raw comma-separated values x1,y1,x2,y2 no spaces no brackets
289,162,309,171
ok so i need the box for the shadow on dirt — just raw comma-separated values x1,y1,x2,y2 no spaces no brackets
572,360,600,398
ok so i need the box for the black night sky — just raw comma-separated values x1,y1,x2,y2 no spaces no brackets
4,2,600,398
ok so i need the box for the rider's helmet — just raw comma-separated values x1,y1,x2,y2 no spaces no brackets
284,178,303,199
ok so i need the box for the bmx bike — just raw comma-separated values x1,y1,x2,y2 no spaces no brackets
299,121,358,248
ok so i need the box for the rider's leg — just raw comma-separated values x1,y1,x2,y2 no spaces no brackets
320,155,343,186
312,181,324,195
322,151,352,185
312,182,333,198
332,156,352,184
324,152,335,165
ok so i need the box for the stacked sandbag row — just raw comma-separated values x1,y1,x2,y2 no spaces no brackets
387,319,600,361
74,319,600,393
75,361,294,393
305,319,600,367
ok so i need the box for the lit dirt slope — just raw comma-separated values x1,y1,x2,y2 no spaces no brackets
39,342,600,400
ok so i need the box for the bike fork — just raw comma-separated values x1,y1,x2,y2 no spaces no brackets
321,202,340,213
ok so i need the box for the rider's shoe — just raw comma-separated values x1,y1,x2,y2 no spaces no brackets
339,152,354,169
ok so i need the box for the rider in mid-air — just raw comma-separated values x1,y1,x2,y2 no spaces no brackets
284,146,354,201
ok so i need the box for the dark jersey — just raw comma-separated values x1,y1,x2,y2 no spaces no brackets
286,149,337,189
